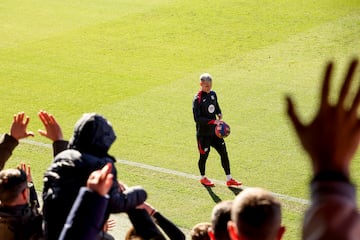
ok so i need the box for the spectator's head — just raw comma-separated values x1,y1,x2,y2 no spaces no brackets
228,187,285,240
199,73,212,93
191,222,211,240
69,113,116,157
0,168,28,206
208,200,232,240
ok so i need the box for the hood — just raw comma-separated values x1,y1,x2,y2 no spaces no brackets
68,113,116,157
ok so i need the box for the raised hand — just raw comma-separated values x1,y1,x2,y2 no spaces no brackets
10,112,34,140
286,59,360,177
103,219,116,232
137,202,157,216
86,163,113,196
18,162,32,183
38,110,63,141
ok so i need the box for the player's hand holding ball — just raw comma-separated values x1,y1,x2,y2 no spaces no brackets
215,121,231,138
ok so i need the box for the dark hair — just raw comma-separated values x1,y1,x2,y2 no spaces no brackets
0,168,27,204
231,188,282,240
211,200,232,240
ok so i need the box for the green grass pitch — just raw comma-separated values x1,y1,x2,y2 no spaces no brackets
1,0,360,239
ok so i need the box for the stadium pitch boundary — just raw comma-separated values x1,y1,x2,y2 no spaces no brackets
22,139,310,205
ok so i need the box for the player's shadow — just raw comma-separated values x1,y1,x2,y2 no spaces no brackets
228,186,243,196
203,186,222,203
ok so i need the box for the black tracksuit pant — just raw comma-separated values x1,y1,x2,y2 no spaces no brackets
197,134,231,176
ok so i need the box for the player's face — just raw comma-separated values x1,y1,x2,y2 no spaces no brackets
200,80,212,93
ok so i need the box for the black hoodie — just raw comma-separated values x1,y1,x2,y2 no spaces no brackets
42,113,147,240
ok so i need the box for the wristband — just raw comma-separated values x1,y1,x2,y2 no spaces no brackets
150,209,156,216
312,171,350,183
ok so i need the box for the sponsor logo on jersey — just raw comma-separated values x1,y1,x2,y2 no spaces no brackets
211,95,215,100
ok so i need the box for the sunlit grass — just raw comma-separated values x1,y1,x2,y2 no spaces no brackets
1,1,360,239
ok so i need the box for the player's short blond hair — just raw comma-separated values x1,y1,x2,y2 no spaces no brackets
199,73,212,82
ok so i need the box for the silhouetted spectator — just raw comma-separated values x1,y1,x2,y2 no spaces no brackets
42,113,147,239
59,163,113,240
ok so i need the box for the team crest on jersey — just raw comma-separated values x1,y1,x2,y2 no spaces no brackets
208,104,215,113
211,95,215,100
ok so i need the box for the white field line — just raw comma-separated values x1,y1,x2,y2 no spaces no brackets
21,139,310,205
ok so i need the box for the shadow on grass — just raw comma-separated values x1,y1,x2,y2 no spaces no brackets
203,186,222,203
228,186,243,196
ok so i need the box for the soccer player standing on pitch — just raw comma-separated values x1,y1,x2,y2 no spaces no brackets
192,73,242,187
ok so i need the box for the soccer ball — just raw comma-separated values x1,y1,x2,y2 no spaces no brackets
215,121,231,138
